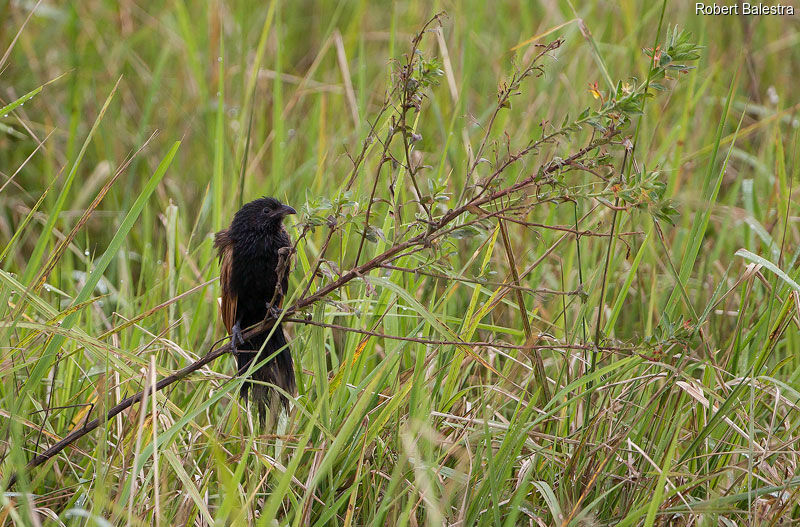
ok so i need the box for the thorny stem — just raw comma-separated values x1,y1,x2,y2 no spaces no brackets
382,13,445,228
301,97,395,300
354,123,395,267
457,39,564,205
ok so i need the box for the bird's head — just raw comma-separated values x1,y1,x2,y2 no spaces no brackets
233,196,296,233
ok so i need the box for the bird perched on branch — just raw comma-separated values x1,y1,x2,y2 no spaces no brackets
214,197,297,419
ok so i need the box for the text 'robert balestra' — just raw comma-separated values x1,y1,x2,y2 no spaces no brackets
695,3,794,15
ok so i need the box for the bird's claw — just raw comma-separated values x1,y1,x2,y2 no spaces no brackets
266,303,283,320
232,321,245,355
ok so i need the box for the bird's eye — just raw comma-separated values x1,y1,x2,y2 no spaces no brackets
263,207,270,215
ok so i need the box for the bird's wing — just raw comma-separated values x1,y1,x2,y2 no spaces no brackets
214,229,236,334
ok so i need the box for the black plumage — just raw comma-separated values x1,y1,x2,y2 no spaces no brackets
214,197,297,419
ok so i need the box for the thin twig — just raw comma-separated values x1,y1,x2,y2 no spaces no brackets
497,214,551,401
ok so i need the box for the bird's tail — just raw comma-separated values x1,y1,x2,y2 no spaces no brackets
236,324,296,421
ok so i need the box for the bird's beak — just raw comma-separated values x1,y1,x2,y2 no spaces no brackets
280,204,297,216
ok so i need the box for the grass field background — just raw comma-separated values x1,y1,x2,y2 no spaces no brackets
2,1,800,525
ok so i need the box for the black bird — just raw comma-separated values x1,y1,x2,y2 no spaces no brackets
214,197,297,419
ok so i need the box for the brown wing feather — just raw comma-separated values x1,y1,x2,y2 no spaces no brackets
214,229,236,334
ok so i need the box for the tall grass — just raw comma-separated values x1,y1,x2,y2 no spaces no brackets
1,1,799,525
